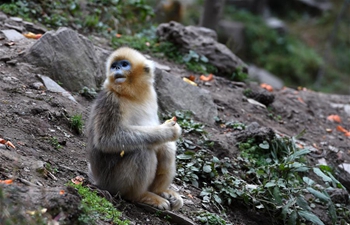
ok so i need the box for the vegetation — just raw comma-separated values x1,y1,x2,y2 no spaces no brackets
223,6,323,87
69,183,129,225
0,0,154,34
174,112,349,225
70,114,84,135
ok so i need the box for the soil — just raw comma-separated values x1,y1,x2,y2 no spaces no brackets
1,24,350,225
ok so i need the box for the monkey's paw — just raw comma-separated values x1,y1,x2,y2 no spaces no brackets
161,190,183,210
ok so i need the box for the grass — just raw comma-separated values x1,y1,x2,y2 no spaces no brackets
69,183,129,225
70,114,83,135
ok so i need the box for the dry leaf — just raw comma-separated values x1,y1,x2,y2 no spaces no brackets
116,33,122,38
183,77,197,86
327,115,342,123
59,190,65,195
0,179,13,184
199,74,214,82
260,83,273,92
188,75,196,82
23,32,42,39
336,125,348,133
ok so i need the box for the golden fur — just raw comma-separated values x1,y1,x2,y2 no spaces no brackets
86,47,183,210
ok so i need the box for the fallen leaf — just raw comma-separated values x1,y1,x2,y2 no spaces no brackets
71,176,84,185
345,132,350,137
116,33,122,38
187,194,193,199
297,97,306,105
23,32,42,39
0,179,13,184
188,75,196,82
59,190,65,195
327,114,342,123
260,83,273,92
336,125,348,133
325,128,332,133
183,77,197,86
200,74,214,82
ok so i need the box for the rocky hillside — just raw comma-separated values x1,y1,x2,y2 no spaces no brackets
1,13,350,225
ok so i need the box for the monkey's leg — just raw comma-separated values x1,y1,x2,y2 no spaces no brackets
149,142,183,210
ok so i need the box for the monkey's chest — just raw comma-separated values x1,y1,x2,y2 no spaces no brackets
123,105,159,126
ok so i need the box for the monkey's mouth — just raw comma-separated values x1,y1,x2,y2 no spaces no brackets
114,74,126,83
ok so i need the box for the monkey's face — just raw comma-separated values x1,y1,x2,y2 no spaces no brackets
104,47,155,98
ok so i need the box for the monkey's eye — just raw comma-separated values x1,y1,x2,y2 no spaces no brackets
110,60,130,70
121,60,129,68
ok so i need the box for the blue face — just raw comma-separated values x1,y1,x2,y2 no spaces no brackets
111,60,131,82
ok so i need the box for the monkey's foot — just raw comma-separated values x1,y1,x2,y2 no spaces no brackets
139,191,171,210
160,189,183,210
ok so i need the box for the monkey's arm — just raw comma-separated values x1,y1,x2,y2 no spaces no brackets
92,123,180,153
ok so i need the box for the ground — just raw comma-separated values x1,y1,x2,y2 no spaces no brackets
0,29,349,225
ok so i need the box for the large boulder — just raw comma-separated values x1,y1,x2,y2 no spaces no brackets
156,22,248,75
24,27,103,92
155,68,217,124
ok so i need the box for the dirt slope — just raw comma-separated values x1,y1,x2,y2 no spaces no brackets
1,26,350,224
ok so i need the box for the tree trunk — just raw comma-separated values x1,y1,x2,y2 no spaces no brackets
200,0,226,30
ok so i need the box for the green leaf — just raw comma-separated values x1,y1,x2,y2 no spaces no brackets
313,168,332,183
303,176,315,186
328,202,337,224
296,196,311,211
306,187,330,202
288,210,297,225
264,181,276,188
177,154,193,160
203,165,212,173
213,194,222,204
273,186,282,205
298,210,324,225
259,141,270,149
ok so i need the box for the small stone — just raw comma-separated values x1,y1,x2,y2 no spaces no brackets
31,82,45,90
1,29,25,41
339,163,350,175
9,17,23,22
6,59,17,65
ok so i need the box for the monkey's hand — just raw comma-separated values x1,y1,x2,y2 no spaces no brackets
161,118,181,141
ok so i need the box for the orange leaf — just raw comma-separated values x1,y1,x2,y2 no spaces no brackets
199,74,214,82
260,83,273,92
188,75,196,82
327,115,342,123
183,77,197,86
345,132,350,137
24,32,42,39
59,190,65,195
0,179,13,184
6,141,16,149
116,33,122,38
297,97,305,104
336,125,348,133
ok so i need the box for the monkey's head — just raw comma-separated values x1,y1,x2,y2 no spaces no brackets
103,47,155,100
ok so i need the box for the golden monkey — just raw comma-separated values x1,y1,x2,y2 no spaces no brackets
86,47,183,210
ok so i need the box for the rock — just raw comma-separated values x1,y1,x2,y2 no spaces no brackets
24,27,103,92
156,21,247,75
1,29,25,41
0,11,8,21
155,68,217,124
297,0,332,12
248,65,284,89
37,74,77,103
94,46,111,87
23,21,47,34
31,82,45,90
